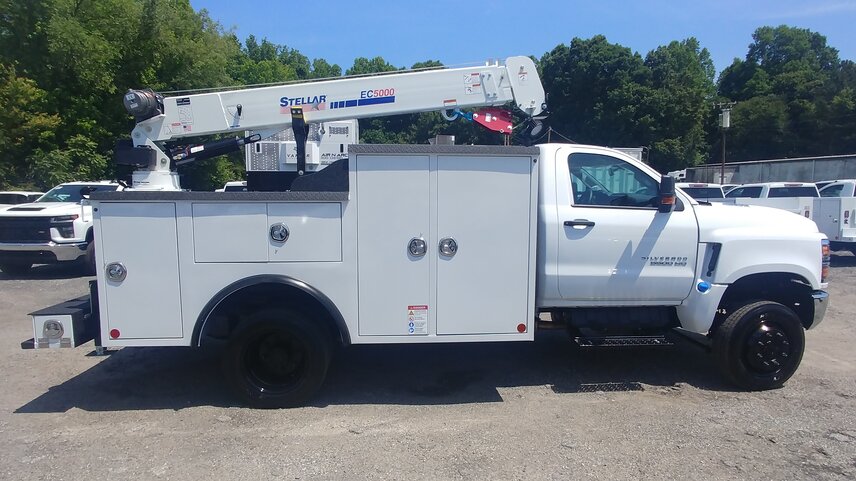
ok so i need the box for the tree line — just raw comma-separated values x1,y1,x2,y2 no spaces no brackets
1,0,854,190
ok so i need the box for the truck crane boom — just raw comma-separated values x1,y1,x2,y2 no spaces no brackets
119,56,546,191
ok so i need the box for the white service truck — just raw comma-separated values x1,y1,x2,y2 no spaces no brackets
815,179,856,253
0,181,122,275
24,57,830,407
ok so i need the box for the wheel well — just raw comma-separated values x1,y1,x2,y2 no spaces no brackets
715,272,815,332
193,276,350,347
85,227,94,242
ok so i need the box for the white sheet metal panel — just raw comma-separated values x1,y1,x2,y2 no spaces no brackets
267,203,343,262
99,202,183,339
192,203,268,262
436,155,534,335
357,155,430,336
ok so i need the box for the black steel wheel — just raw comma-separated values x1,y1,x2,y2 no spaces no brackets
713,301,805,390
0,262,32,276
223,308,331,408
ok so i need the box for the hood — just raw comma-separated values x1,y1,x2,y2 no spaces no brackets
0,202,84,218
693,202,821,243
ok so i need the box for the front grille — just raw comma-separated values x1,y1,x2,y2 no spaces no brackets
0,217,52,242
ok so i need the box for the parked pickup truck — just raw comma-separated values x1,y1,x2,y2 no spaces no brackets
815,179,856,253
0,181,122,275
725,182,819,217
25,144,831,407
676,182,725,200
0,191,44,208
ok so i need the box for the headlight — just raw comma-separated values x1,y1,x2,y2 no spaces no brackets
50,215,78,238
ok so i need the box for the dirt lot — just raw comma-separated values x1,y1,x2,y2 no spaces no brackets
0,259,855,480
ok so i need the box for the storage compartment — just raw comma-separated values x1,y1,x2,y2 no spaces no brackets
192,203,268,262
268,203,343,262
28,296,95,348
354,145,538,338
99,202,183,339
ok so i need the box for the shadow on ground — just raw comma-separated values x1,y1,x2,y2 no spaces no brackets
830,251,856,268
0,262,89,281
16,331,726,413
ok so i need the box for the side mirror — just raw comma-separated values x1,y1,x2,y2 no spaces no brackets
79,186,95,200
658,175,676,213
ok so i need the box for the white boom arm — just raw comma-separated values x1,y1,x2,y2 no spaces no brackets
122,56,546,190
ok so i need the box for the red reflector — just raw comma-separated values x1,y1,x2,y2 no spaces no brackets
661,195,676,205
109,329,120,339
517,323,526,333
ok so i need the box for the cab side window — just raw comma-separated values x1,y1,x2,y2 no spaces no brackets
568,153,659,208
820,184,844,197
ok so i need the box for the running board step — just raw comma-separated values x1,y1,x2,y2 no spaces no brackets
574,335,674,348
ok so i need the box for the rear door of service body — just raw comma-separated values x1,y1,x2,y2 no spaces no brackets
554,147,699,303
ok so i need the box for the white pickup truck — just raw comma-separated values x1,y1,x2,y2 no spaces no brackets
724,182,819,218
0,181,121,275
27,144,830,407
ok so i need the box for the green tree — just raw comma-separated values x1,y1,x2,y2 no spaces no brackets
540,35,651,147
642,38,716,171
0,65,61,188
716,25,851,160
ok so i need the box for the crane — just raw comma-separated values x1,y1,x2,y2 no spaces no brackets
118,56,547,191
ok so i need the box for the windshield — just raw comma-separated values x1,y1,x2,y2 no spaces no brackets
224,184,248,192
681,187,724,199
37,184,118,203
769,187,818,198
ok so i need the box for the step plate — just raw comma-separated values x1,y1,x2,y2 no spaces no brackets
574,335,674,348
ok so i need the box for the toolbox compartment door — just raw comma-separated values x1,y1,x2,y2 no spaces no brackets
98,202,183,339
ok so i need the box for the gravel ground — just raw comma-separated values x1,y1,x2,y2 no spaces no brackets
0,258,855,480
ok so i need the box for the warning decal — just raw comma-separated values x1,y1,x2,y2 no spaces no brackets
407,305,428,335
464,73,483,95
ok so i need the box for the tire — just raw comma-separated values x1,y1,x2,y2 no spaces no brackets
222,307,331,408
713,301,805,390
0,262,32,276
83,241,96,276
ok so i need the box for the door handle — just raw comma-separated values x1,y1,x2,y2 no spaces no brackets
564,219,595,228
439,237,458,257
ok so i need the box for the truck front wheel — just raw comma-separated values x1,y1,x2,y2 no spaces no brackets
83,241,96,276
223,308,331,408
713,301,805,390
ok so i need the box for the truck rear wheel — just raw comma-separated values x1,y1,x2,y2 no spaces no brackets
0,262,32,276
223,308,331,408
713,301,804,390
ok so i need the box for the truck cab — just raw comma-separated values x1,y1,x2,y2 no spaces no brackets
724,182,819,218
725,182,820,199
819,179,856,197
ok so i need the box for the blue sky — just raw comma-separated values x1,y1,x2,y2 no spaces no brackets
191,0,856,76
